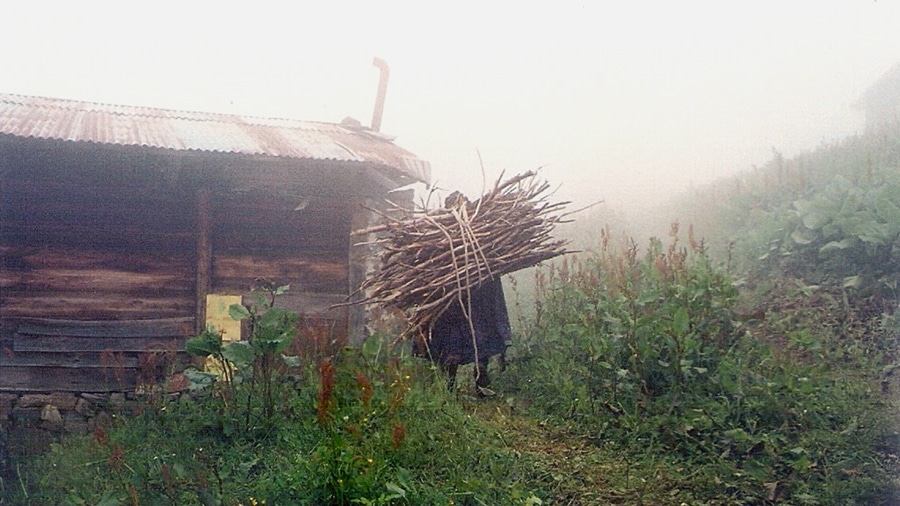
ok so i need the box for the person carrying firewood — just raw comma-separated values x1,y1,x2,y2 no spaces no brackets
412,191,512,395
355,172,569,396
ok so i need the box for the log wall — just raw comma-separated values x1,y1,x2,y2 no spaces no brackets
0,143,198,391
208,192,353,354
1,139,363,392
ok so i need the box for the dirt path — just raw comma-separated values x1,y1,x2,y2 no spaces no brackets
463,398,683,506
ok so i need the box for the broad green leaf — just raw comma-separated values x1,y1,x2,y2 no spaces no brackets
793,199,812,215
524,495,543,506
875,191,900,229
819,238,855,255
792,456,811,473
223,341,254,367
847,212,891,244
183,368,218,390
724,428,750,443
385,482,407,499
229,303,251,321
281,354,303,368
185,328,222,357
790,228,816,245
801,209,831,230
842,275,862,288
839,190,863,216
253,292,268,307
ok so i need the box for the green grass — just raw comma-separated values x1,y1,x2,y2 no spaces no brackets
7,264,895,505
4,126,900,505
4,347,550,505
495,224,899,505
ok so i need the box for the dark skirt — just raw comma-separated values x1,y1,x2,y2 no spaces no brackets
415,278,510,366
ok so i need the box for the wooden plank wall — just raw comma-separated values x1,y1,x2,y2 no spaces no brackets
0,139,361,391
0,142,197,391
0,247,195,320
2,318,192,392
210,192,352,356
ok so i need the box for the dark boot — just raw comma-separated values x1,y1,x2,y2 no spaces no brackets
444,363,458,392
474,359,492,397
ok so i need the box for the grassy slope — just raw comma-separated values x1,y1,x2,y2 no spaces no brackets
485,124,900,505
4,127,899,506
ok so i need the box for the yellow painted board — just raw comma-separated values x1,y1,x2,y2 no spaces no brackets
205,294,244,342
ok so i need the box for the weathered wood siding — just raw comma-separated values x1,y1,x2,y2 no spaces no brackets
209,192,352,354
1,318,192,391
0,140,197,391
1,138,366,391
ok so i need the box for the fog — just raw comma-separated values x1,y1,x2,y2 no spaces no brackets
2,1,898,211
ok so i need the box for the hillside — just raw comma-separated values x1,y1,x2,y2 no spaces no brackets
649,125,900,301
4,126,899,505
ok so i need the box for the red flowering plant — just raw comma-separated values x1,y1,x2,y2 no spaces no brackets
305,335,417,503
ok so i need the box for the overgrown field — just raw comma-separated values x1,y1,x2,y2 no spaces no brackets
497,226,899,505
3,127,899,505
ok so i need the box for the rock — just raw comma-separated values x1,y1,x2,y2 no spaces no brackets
23,393,77,410
40,404,63,431
167,373,191,393
50,393,77,410
92,411,113,429
63,413,89,434
109,393,125,410
40,405,62,424
80,393,108,407
9,407,41,426
75,398,97,417
0,393,16,422
18,394,52,408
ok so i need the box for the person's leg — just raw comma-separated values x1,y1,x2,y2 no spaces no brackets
474,358,491,396
444,363,458,392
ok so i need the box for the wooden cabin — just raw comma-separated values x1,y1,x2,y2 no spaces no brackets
0,93,430,393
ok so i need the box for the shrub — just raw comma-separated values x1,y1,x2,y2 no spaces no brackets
11,332,544,505
501,225,899,504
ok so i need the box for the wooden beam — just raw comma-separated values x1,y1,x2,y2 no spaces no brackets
196,188,212,333
14,335,185,353
0,366,140,392
16,318,194,338
0,351,141,368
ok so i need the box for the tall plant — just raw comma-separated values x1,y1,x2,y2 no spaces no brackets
185,282,301,432
511,224,739,424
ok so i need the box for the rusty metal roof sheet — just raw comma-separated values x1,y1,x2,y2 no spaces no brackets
0,92,430,183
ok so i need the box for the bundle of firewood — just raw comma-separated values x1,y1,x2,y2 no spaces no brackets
354,170,571,334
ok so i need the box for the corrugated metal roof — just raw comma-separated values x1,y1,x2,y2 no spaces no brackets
0,93,430,183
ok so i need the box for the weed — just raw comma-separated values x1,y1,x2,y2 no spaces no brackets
500,225,898,504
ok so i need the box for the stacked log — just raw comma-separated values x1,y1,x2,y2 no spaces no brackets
354,171,570,335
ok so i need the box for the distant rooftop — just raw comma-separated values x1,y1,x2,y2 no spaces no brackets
0,92,430,183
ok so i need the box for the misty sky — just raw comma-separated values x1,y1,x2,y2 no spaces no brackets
2,1,899,209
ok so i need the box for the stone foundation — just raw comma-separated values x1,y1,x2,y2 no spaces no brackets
0,391,146,480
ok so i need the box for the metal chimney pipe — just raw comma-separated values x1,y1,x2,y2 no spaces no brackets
371,57,390,132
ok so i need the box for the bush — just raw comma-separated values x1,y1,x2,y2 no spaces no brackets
9,330,544,505
501,225,899,504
